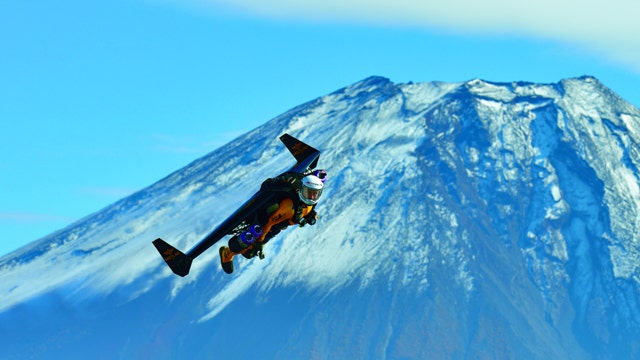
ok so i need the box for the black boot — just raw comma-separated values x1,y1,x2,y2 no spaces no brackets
219,246,234,274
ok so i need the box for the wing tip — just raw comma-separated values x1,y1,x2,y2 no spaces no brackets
280,133,320,171
153,238,193,277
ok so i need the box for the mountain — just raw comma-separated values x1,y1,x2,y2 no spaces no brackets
2,76,640,359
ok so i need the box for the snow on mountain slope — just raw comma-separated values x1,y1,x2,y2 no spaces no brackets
2,76,640,359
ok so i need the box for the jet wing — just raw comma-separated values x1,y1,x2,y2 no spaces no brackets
279,133,320,173
153,133,320,277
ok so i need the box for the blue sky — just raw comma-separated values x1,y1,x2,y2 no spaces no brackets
2,0,640,256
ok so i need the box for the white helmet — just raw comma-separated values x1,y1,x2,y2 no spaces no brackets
299,175,324,205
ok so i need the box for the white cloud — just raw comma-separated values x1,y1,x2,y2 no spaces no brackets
183,0,640,71
198,257,268,322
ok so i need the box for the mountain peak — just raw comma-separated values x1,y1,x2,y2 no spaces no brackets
2,76,640,359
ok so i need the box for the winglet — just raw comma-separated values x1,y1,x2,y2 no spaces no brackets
280,133,320,171
153,238,193,277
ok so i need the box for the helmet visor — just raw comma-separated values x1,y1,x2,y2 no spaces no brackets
302,186,322,202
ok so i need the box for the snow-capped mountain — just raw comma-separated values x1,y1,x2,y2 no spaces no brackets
2,76,640,359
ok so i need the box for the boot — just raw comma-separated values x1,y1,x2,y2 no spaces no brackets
219,246,235,274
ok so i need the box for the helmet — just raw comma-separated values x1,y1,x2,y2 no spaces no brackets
313,169,327,183
299,175,324,205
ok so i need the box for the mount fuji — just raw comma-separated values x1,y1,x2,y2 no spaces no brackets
2,76,640,359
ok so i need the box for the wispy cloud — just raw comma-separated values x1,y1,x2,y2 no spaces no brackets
77,186,137,198
0,212,74,223
149,133,204,154
187,0,640,71
199,258,267,322
149,131,246,154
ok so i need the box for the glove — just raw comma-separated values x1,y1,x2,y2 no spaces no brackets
252,241,265,259
305,210,318,226
252,241,263,252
